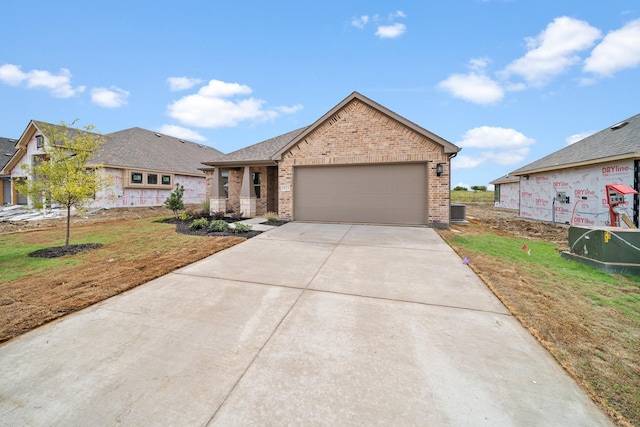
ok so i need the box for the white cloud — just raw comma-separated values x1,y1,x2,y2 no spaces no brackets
167,76,204,91
351,15,369,29
501,16,601,87
483,148,530,165
458,126,535,149
157,124,207,142
452,155,485,169
91,86,129,108
276,104,304,114
167,79,301,128
584,18,640,76
390,10,406,19
438,73,504,104
199,80,252,97
0,63,85,98
375,23,406,39
452,126,535,169
565,130,595,145
0,64,25,85
579,77,597,86
469,57,491,72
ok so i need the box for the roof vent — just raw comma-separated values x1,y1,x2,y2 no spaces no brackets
5,153,12,156
610,121,628,130
154,133,162,137
179,139,186,143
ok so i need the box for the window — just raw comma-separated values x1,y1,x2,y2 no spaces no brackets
128,170,174,188
252,172,261,198
36,135,44,149
221,172,229,198
494,184,500,202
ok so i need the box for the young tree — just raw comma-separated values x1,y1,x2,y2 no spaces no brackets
15,120,108,247
164,184,185,218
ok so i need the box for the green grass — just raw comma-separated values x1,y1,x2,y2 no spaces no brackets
451,190,494,203
450,233,640,321
0,234,82,283
446,231,640,423
0,218,170,284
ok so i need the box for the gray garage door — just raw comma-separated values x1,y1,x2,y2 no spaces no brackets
294,163,427,225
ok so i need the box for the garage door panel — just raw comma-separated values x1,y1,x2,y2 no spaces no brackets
294,164,427,225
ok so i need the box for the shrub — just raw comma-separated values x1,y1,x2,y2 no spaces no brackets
211,211,226,220
265,211,278,223
453,186,468,192
200,199,210,214
178,212,193,221
188,218,209,230
233,222,252,233
164,184,185,218
209,220,229,232
230,211,244,221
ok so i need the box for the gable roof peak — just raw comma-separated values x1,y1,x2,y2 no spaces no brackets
270,91,460,159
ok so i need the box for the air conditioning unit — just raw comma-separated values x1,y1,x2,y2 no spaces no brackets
451,203,466,222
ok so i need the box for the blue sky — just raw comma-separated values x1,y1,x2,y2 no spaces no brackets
1,1,639,189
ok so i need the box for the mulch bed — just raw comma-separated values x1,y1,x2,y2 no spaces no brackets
28,243,104,258
163,216,288,239
26,216,287,258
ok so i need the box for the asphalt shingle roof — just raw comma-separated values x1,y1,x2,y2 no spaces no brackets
97,127,223,175
511,112,640,175
203,126,309,164
490,174,519,185
0,137,18,171
31,122,224,176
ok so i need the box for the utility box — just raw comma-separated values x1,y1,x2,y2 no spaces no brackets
562,226,640,274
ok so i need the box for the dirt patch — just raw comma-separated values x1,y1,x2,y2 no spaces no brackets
441,203,638,427
463,204,568,246
0,208,245,344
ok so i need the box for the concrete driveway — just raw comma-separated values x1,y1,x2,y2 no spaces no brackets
0,223,611,426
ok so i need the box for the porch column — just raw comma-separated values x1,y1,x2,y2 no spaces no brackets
209,168,226,213
239,166,256,217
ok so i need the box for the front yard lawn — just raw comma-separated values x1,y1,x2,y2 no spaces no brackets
0,216,244,343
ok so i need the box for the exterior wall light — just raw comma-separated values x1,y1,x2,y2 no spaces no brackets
436,163,444,177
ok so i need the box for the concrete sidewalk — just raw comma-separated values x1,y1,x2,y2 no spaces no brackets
0,223,612,426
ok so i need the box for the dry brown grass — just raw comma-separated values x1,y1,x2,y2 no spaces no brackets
0,215,243,343
439,204,639,427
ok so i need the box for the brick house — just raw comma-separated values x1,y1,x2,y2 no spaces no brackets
1,121,223,208
202,92,460,227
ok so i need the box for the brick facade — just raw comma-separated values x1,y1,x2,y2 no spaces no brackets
206,166,273,216
203,94,456,227
277,98,451,226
